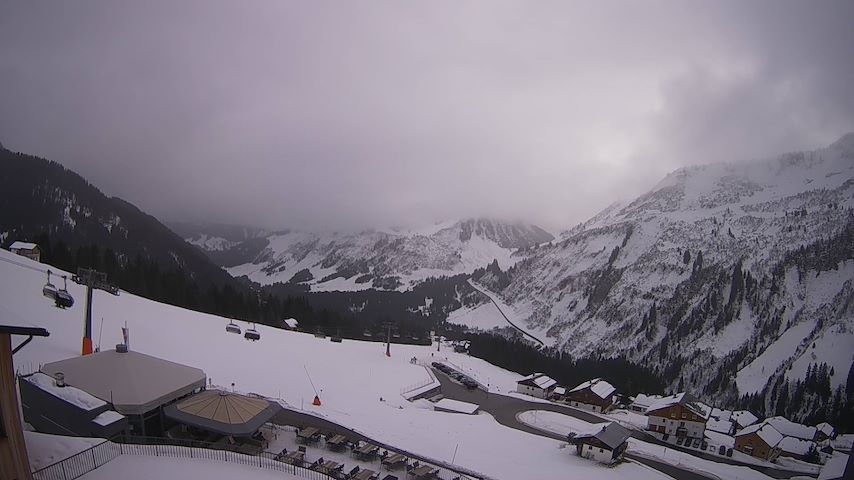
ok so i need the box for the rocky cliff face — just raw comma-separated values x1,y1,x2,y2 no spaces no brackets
479,134,854,405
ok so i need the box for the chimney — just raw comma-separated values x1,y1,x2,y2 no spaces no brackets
54,372,65,387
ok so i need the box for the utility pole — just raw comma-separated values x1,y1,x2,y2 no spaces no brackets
73,268,119,355
383,321,394,357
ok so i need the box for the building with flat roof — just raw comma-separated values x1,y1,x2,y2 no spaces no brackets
36,348,206,436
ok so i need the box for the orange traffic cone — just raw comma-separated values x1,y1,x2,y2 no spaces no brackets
312,395,321,406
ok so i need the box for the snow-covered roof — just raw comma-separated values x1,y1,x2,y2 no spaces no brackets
704,430,735,448
778,436,816,456
731,410,758,428
283,318,298,328
765,416,817,441
707,418,734,435
735,423,783,448
25,372,107,411
710,408,732,422
9,241,38,250
552,386,566,396
517,373,557,390
572,422,631,450
645,392,710,419
569,378,616,399
434,398,479,415
534,375,557,390
629,394,662,410
92,410,125,426
42,349,207,415
816,422,835,437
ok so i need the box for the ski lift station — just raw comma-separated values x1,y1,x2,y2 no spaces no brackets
20,347,206,437
19,346,282,445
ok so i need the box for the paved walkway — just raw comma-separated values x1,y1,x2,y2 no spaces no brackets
433,369,817,480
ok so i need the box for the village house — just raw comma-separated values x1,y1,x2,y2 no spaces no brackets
764,416,818,441
734,422,784,461
731,410,759,430
777,436,817,461
567,422,632,465
707,408,736,436
8,241,41,262
645,392,710,443
628,393,662,413
516,373,557,399
549,386,567,402
815,422,836,442
566,378,617,413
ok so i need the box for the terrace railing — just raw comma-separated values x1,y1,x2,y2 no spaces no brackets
31,435,335,480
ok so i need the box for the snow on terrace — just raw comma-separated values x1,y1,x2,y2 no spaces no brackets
1,250,664,480
78,455,301,480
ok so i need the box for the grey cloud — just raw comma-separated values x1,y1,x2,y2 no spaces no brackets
1,1,852,232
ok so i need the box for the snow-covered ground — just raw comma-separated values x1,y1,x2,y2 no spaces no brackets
78,455,302,480
3,249,664,480
516,410,824,480
25,431,103,470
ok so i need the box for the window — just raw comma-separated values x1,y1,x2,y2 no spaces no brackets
680,421,685,427
681,413,687,419
670,412,677,418
599,448,604,453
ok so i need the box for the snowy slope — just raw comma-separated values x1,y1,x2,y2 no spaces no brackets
188,218,553,291
467,133,854,405
2,249,664,480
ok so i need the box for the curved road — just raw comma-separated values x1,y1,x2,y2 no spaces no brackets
468,280,545,347
433,369,817,480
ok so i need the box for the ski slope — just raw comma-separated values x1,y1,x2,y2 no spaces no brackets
2,249,665,480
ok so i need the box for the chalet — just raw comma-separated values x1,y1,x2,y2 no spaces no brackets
282,318,299,330
568,422,632,465
628,393,662,413
8,241,41,262
707,408,736,435
731,410,759,430
764,416,817,441
777,436,817,461
816,422,836,442
549,386,567,402
735,422,783,461
566,378,617,413
645,392,710,442
516,373,557,399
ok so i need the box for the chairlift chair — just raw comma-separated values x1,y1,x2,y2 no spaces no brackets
226,320,242,334
54,276,75,309
245,323,261,341
42,270,58,300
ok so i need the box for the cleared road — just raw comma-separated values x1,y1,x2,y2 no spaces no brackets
433,368,816,480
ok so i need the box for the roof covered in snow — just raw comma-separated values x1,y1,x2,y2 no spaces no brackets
9,241,38,250
778,436,816,456
731,410,758,428
765,416,817,441
569,378,616,399
710,408,732,422
42,349,207,415
707,418,734,435
283,318,298,328
816,422,835,436
434,398,480,415
517,373,557,390
571,422,631,450
646,392,710,419
25,372,107,411
629,394,662,410
735,422,783,448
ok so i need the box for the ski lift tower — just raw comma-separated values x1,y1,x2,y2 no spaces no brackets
73,267,119,355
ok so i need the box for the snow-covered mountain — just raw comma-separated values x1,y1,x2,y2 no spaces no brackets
178,219,554,291
462,133,854,414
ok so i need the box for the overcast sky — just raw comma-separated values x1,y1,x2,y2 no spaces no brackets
1,1,852,232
